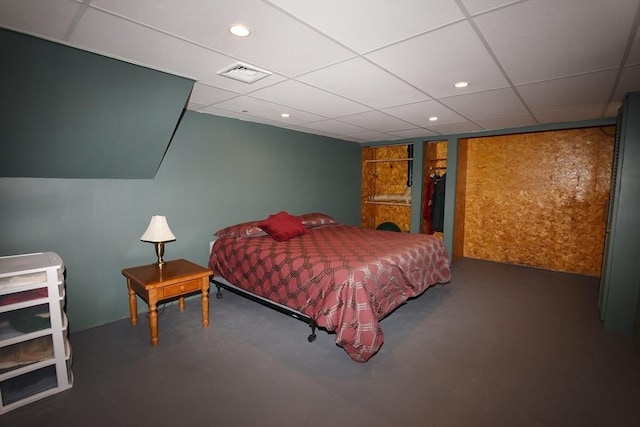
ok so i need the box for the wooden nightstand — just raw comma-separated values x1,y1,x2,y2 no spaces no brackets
121,259,212,346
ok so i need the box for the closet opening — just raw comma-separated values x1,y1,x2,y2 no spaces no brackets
361,144,413,233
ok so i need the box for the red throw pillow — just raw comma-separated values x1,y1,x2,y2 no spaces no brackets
258,211,306,242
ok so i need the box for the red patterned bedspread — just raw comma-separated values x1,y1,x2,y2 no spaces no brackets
209,224,451,362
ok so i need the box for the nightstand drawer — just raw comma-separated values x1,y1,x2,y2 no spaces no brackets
161,279,202,298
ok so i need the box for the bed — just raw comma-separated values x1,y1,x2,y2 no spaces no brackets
208,212,451,362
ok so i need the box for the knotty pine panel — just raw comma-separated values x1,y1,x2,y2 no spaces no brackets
462,127,615,276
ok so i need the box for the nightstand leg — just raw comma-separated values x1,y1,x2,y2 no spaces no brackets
202,281,209,327
127,281,138,326
149,302,159,346
178,297,185,311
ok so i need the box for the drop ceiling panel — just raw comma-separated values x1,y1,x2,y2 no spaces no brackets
604,103,623,117
366,21,510,98
285,124,352,141
382,100,468,128
92,0,355,77
196,106,251,121
439,87,530,121
299,119,372,137
0,0,81,40
427,121,483,135
250,80,371,118
626,28,640,65
272,0,464,53
189,83,239,107
517,70,618,113
613,65,640,100
534,105,610,124
475,114,538,131
1,0,636,144
297,58,431,109
475,0,639,85
389,128,439,139
212,96,326,125
460,0,522,16
71,8,286,92
337,110,417,133
354,131,403,142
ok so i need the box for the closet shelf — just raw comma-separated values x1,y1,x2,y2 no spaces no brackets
365,201,411,207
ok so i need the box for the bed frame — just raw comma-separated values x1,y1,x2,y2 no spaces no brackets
210,276,318,342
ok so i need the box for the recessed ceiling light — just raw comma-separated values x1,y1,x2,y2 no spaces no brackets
281,113,290,118
454,81,469,88
429,116,438,121
229,24,251,37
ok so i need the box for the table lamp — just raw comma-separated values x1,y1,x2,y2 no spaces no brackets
140,215,176,268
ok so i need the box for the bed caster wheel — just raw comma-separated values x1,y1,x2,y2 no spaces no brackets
216,291,223,299
308,334,316,342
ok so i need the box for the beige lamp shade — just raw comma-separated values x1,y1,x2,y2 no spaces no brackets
140,215,176,242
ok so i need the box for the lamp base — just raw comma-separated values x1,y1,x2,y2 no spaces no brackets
154,242,166,268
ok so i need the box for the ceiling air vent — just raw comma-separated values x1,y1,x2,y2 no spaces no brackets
217,62,272,84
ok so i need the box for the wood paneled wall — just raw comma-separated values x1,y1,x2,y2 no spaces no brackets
361,145,412,232
456,127,615,276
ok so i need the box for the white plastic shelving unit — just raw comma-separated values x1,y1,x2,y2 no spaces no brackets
0,252,72,414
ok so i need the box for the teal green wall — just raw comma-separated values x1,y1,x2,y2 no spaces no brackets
0,112,361,331
599,92,640,334
0,28,194,179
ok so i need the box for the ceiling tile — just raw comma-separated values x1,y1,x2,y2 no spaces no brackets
627,25,640,66
297,57,431,109
604,103,623,117
187,102,207,111
613,65,640,101
249,80,371,118
460,0,521,16
299,119,373,137
534,105,609,124
91,0,355,76
350,131,402,143
475,0,639,84
211,96,327,125
382,100,467,128
285,124,357,142
198,106,306,131
272,0,464,53
366,20,509,98
439,88,529,121
0,0,81,40
474,114,538,131
517,70,618,113
388,128,439,139
337,110,417,133
427,121,483,135
189,83,239,106
2,0,632,144
70,8,287,91
195,106,249,121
